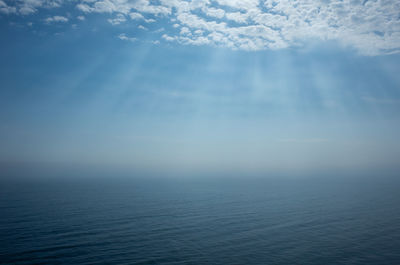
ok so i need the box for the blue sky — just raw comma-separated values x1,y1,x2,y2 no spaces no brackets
1,0,400,175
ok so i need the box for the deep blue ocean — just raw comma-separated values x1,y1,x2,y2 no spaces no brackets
1,174,400,264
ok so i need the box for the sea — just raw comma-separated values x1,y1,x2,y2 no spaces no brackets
1,173,400,264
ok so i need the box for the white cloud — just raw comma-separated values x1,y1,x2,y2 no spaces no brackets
76,3,92,13
2,0,400,55
129,12,144,20
180,27,190,35
77,15,85,20
164,0,400,55
108,13,126,25
0,0,64,15
93,1,116,13
0,0,16,14
45,15,68,23
19,5,36,15
118,33,136,42
153,27,165,33
225,12,249,24
129,11,156,23
162,34,175,41
204,7,225,19
214,0,259,10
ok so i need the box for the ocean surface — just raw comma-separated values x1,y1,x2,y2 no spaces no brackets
1,174,400,264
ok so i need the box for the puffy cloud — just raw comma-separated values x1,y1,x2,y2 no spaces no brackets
19,5,36,15
0,0,62,14
45,15,68,23
214,0,259,10
129,12,144,20
204,7,225,19
118,33,136,42
0,0,16,14
76,3,92,13
180,27,190,35
164,0,400,54
162,34,175,41
74,0,171,15
225,12,249,24
2,0,400,55
93,0,117,13
76,0,400,54
129,12,154,23
108,13,126,25
21,0,62,14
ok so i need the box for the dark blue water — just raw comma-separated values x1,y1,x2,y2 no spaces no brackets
1,175,400,264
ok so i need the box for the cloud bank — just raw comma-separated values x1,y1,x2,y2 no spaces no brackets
1,0,400,55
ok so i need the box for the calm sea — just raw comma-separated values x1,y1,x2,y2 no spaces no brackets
1,175,400,264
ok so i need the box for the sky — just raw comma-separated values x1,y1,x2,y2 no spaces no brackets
1,0,400,175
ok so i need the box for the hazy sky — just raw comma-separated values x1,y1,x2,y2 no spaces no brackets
1,0,400,174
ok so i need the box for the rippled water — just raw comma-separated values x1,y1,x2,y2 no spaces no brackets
1,176,400,264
